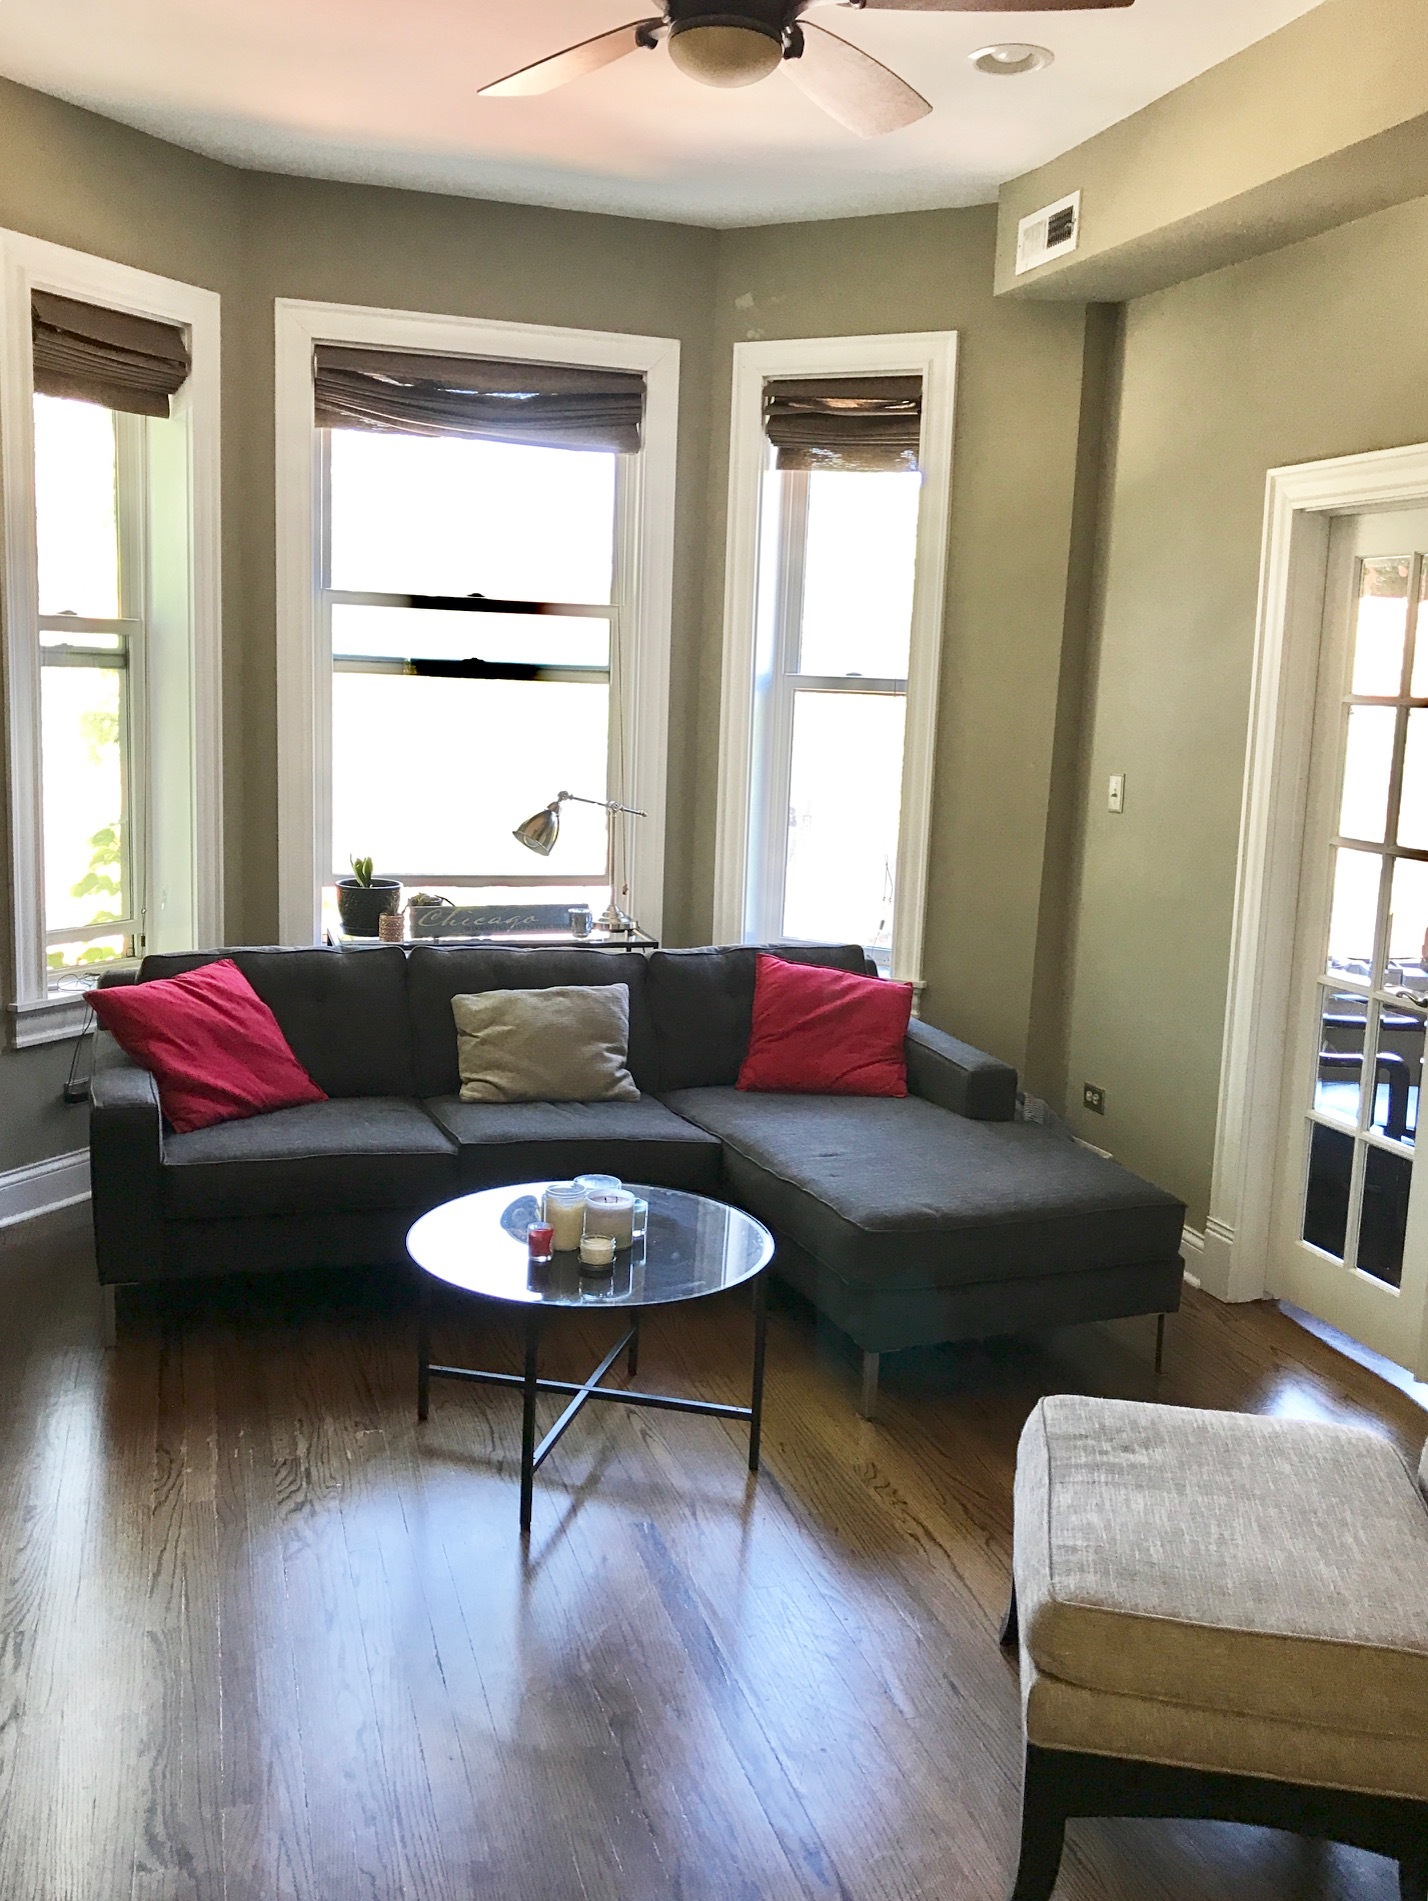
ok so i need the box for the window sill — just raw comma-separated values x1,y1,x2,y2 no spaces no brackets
10,989,107,1049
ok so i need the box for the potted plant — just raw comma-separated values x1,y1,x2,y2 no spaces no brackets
336,856,402,938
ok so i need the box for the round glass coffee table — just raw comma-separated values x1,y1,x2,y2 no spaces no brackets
407,1183,775,1531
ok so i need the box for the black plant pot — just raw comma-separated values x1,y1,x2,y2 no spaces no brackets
336,876,402,938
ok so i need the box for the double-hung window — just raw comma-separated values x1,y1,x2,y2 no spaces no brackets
716,338,957,983
2,247,221,1045
310,344,647,934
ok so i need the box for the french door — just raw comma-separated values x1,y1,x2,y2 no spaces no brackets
1269,507,1428,1375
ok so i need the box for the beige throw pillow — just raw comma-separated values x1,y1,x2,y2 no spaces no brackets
452,984,640,1104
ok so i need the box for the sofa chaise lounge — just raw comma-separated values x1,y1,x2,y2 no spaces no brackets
89,942,1186,1407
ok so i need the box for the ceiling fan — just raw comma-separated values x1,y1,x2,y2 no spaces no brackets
479,0,1132,139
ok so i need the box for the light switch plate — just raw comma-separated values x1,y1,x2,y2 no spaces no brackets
1107,773,1125,814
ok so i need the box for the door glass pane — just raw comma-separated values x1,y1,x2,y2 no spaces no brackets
1387,855,1428,984
331,603,608,670
1326,847,1382,981
1338,705,1396,843
40,663,126,940
1371,1005,1422,1145
1358,1144,1411,1287
33,394,120,619
328,430,617,604
1350,556,1410,696
1314,987,1366,1122
1303,1121,1354,1259
796,470,920,680
781,691,906,968
331,673,608,880
1396,707,1428,850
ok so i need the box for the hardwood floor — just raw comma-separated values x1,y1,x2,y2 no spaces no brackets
1,1207,1424,1901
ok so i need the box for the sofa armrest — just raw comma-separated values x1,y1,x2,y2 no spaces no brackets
89,1036,166,1284
905,1017,1017,1122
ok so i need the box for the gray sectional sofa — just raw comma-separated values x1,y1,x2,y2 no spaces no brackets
89,942,1186,1404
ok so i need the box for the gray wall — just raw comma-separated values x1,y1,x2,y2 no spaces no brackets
1058,191,1428,1225
0,76,1115,1177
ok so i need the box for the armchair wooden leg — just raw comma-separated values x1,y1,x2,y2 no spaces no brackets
1010,1747,1068,1901
999,1584,1019,1649
858,1350,879,1420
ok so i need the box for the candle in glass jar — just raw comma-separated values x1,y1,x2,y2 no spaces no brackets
542,1182,586,1251
527,1222,553,1264
579,1232,615,1271
583,1188,635,1250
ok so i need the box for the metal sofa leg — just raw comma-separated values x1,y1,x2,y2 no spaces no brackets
1154,1313,1166,1375
1010,1746,1068,1901
99,1283,116,1350
858,1350,879,1419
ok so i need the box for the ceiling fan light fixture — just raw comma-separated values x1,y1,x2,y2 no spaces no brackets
970,43,1054,78
667,21,785,88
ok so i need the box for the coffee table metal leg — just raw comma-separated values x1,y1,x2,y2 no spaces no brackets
627,1313,640,1379
748,1269,768,1472
519,1307,541,1534
417,1279,431,1423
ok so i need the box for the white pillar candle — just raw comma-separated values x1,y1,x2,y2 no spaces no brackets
583,1189,635,1250
542,1182,586,1252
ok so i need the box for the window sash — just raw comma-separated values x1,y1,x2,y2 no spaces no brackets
751,468,909,946
320,446,625,892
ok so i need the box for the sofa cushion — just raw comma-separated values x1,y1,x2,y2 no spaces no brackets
1015,1395,1428,1759
453,984,639,1103
407,946,657,1098
423,1095,722,1193
139,946,415,1098
660,1088,1184,1288
647,944,871,1092
161,1098,457,1218
739,954,912,1097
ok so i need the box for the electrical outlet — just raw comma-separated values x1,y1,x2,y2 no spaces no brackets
1107,773,1125,814
1083,1083,1106,1115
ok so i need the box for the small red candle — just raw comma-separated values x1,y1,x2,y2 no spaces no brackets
527,1221,554,1262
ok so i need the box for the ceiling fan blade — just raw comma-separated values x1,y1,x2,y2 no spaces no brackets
479,20,663,98
787,22,931,136
854,0,1132,10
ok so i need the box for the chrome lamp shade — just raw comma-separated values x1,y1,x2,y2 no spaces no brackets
512,788,647,933
512,802,562,856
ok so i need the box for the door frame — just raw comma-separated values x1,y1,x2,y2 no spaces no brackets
1205,441,1428,1349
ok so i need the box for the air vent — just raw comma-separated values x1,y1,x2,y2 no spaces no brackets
1015,191,1081,276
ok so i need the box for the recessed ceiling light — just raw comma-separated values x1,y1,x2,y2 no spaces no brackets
971,44,1054,77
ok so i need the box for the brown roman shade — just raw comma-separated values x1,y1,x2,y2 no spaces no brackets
313,346,645,453
763,375,922,472
31,292,190,418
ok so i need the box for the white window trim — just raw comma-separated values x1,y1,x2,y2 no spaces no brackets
1204,439,1428,1345
0,231,222,1047
274,300,679,945
711,331,958,985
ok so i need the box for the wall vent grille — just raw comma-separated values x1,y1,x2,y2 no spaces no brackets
1015,191,1081,276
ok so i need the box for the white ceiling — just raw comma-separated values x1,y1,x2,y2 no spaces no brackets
0,0,1327,227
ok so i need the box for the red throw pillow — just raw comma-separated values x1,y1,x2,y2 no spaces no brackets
737,954,913,1097
89,959,327,1132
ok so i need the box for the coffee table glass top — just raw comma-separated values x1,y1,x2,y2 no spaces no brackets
407,1183,773,1309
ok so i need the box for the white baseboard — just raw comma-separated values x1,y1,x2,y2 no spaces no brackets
1181,1225,1204,1290
0,1149,90,1230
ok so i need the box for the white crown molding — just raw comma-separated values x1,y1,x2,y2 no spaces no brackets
274,300,679,945
1205,439,1428,1304
712,329,958,986
0,1148,89,1230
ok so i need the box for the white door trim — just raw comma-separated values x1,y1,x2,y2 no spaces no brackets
711,329,958,986
1204,440,1428,1306
274,300,679,945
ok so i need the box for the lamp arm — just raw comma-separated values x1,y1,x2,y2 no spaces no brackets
556,790,646,819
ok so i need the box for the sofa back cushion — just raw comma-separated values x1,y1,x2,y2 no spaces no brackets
138,946,415,1098
407,946,657,1098
647,944,872,1092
